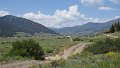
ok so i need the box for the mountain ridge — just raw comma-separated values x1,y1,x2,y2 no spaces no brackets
0,15,57,37
50,18,120,35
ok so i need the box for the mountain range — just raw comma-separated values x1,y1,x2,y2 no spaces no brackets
0,15,120,37
0,15,57,37
50,18,120,35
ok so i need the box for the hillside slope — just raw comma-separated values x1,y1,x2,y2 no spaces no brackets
52,18,120,35
0,15,57,36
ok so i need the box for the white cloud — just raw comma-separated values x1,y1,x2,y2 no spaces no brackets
99,6,117,10
0,11,10,16
109,0,120,4
80,0,103,6
22,5,100,28
115,16,120,19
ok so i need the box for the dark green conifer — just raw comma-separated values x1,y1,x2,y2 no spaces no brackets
110,24,115,33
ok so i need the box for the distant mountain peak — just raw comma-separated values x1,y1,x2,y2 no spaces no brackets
2,15,16,18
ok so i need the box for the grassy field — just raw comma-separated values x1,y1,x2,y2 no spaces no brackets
0,36,80,64
1,32,120,67
35,33,120,68
38,52,120,68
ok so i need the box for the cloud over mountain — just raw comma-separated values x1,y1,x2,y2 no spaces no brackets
22,5,100,28
0,11,10,16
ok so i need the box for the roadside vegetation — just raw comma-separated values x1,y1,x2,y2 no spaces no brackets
38,52,120,68
86,38,120,54
37,37,120,68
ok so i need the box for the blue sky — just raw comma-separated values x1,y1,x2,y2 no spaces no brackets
0,0,120,28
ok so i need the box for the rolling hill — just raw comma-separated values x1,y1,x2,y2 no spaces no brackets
51,18,120,35
0,15,57,37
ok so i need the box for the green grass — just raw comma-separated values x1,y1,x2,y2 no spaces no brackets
2,32,120,67
39,52,120,68
0,36,80,54
86,38,120,54
38,34,120,68
0,37,68,53
35,37,70,53
0,36,80,63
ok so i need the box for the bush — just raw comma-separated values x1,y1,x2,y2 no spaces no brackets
88,39,93,42
45,47,53,53
58,37,61,39
51,60,58,67
9,39,45,60
1,42,5,44
73,38,83,41
50,59,66,68
106,52,116,57
86,38,120,54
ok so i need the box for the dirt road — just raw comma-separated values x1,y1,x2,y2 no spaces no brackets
0,43,87,68
62,43,86,59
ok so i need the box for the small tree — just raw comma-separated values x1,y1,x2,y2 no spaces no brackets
117,22,120,31
9,39,45,60
110,24,115,33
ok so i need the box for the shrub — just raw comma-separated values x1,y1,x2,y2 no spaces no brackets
1,42,5,44
50,60,58,67
50,59,66,68
73,38,83,41
88,39,93,42
86,38,120,54
45,47,53,53
58,37,61,39
106,52,116,57
9,39,45,60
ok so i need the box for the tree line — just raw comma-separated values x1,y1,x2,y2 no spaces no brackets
106,21,120,33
